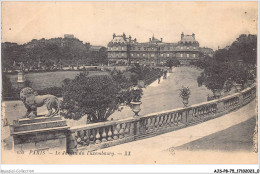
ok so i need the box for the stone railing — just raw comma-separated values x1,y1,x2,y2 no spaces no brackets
67,84,256,153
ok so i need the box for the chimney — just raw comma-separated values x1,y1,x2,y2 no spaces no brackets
113,33,116,39
134,38,136,42
123,32,126,39
161,38,163,42
181,32,184,39
149,38,151,42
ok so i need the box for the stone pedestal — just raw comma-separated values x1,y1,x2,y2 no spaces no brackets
10,116,69,154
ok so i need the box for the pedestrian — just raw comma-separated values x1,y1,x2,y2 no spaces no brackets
158,77,160,84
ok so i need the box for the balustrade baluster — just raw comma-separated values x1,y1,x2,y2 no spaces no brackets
159,115,163,129
162,115,166,128
119,123,125,139
177,112,182,124
174,113,178,125
83,130,90,146
113,124,119,140
170,113,174,126
95,128,101,144
154,116,159,129
192,108,196,118
166,114,170,127
161,115,166,128
144,118,149,131
101,127,107,142
146,118,151,131
124,123,130,137
89,129,95,144
107,126,113,141
165,114,170,127
150,117,155,131
129,122,135,136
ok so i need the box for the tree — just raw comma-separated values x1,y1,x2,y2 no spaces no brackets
165,59,174,68
2,74,17,99
198,34,256,92
129,64,147,81
60,73,142,123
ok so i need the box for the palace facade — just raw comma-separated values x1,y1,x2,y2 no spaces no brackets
107,32,212,65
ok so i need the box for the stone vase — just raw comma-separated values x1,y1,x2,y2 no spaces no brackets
130,101,142,116
182,96,189,107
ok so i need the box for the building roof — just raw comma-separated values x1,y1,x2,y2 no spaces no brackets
111,36,127,43
181,35,195,42
89,46,105,51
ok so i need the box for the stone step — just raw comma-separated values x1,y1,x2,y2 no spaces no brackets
12,120,67,133
17,116,62,125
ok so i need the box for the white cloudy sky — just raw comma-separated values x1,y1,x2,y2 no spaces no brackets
2,1,258,50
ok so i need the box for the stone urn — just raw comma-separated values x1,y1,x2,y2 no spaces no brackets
235,84,243,92
182,96,189,107
137,80,145,88
130,101,142,116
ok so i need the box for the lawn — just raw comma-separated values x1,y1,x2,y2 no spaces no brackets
7,70,109,90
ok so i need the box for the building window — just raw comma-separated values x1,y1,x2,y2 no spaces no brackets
193,54,196,58
122,53,124,56
131,54,134,56
161,53,163,56
180,54,183,57
181,46,183,50
132,47,135,50
167,54,170,57
138,47,141,50
143,54,146,56
161,47,164,50
193,47,196,49
137,54,140,57
168,47,170,50
187,47,189,49
187,54,189,57
122,47,124,50
151,54,154,57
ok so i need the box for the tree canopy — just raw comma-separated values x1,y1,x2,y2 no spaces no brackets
197,34,256,92
60,73,143,123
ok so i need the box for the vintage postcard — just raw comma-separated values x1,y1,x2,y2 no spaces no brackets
1,1,258,167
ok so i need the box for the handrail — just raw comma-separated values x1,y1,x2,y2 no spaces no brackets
67,84,256,153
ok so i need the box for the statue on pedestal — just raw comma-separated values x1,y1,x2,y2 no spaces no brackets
20,87,60,118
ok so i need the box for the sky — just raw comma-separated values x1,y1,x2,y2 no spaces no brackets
2,1,258,50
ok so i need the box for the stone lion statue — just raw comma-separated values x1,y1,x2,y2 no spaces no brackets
20,87,60,118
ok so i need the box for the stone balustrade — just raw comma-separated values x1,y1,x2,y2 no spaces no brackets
67,84,256,153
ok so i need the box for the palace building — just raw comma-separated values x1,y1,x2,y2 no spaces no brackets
107,32,211,65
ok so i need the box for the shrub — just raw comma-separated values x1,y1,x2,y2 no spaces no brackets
60,73,143,123
179,86,191,98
